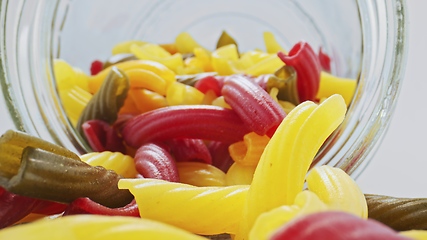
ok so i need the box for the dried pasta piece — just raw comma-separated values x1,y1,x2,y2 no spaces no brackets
111,40,147,55
316,71,357,106
0,130,80,181
103,53,138,69
167,138,212,164
0,215,206,240
63,198,139,217
228,132,270,166
263,65,299,105
318,47,331,72
175,32,207,54
166,82,205,105
128,88,168,114
76,67,129,137
236,94,346,239
59,86,92,127
400,230,427,239
277,41,321,102
176,162,226,187
0,143,133,208
125,68,168,95
81,120,126,154
216,31,239,53
134,143,179,182
119,178,249,235
221,75,286,136
225,163,256,186
89,60,176,94
122,105,251,148
365,194,427,231
250,190,328,240
306,165,368,218
130,43,184,73
263,31,286,54
80,151,138,178
269,211,408,240
208,141,234,173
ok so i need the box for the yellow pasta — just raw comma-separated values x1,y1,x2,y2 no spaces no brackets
129,88,168,114
236,94,347,239
399,230,427,239
316,71,357,106
175,32,207,54
176,162,226,187
211,96,231,109
130,43,184,73
80,151,138,178
229,132,270,166
166,82,204,106
249,190,328,240
306,165,368,219
263,31,286,54
59,86,92,126
0,215,205,240
125,68,168,95
118,178,249,235
111,40,147,55
225,162,256,185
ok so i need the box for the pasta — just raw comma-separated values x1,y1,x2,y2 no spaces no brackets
176,162,226,187
228,132,270,166
225,163,256,185
277,41,321,102
221,75,286,136
236,94,346,239
167,138,212,164
365,194,427,231
76,67,129,137
306,165,368,218
0,215,206,240
118,178,249,235
80,151,138,178
133,143,179,182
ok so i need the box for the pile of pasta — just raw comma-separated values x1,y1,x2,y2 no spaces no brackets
0,32,425,239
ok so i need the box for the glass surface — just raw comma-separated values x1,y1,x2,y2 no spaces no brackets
0,0,408,177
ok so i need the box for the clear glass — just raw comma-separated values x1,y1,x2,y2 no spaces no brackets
0,0,408,178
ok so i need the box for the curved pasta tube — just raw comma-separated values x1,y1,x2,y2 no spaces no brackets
0,215,206,240
118,178,249,235
237,94,346,239
166,82,205,106
228,132,270,166
316,71,357,106
125,68,168,95
306,165,368,219
176,162,226,187
80,151,138,178
249,190,328,240
225,163,256,186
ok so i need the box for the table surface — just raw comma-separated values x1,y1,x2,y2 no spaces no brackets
356,1,427,197
0,1,424,198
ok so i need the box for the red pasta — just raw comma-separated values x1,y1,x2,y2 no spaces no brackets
122,105,251,148
318,47,331,72
81,119,126,154
221,75,286,136
134,143,179,182
208,141,234,173
194,75,223,96
166,138,212,164
277,41,321,102
63,198,139,217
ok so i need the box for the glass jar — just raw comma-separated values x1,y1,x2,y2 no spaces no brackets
0,0,408,178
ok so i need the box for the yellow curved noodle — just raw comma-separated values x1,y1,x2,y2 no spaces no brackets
236,94,347,239
211,44,239,75
125,68,168,95
129,88,168,114
176,162,226,187
400,230,427,239
263,32,286,54
111,40,147,55
54,59,90,91
166,82,204,106
225,162,256,186
59,86,92,127
89,60,176,94
175,32,207,54
0,215,206,240
229,132,270,166
316,71,357,106
211,96,231,109
249,190,328,240
130,43,184,73
118,178,249,235
80,151,138,178
306,165,368,219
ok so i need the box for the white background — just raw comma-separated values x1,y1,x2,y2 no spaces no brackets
356,1,427,197
0,1,425,197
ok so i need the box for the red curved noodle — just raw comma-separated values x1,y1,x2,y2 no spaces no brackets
166,138,212,164
63,198,139,217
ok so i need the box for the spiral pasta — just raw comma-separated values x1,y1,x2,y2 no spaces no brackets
118,178,249,235
0,215,206,240
80,151,138,178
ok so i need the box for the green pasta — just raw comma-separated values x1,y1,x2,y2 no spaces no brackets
176,72,218,87
103,53,137,69
76,66,130,136
265,65,299,105
366,194,427,231
3,147,133,208
216,30,239,52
